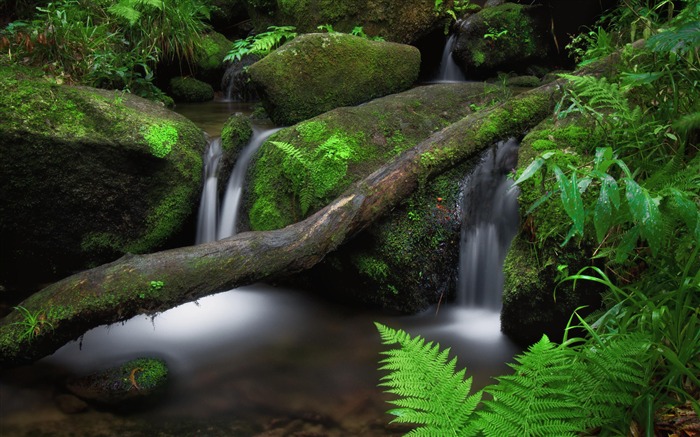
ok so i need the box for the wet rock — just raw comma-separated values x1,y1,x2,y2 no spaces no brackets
66,357,169,406
170,76,215,103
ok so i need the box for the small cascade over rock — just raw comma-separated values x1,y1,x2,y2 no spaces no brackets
221,55,260,102
196,127,281,244
457,138,520,309
218,127,281,239
196,137,223,244
434,34,466,82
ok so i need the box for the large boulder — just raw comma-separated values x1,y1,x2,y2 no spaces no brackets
245,0,446,44
247,32,421,125
452,3,552,79
0,65,206,290
243,81,521,312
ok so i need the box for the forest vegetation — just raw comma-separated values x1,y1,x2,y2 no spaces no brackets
1,0,698,435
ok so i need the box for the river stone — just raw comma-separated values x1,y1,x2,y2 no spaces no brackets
245,0,445,44
247,32,420,125
66,357,169,406
0,65,206,289
452,3,552,79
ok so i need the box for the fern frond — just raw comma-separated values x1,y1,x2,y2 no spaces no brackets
375,323,482,437
477,335,583,437
647,21,700,56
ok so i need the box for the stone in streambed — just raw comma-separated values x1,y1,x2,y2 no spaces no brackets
66,357,169,406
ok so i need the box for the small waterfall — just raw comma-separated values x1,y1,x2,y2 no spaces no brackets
217,127,282,240
196,127,281,244
196,137,223,245
435,34,466,82
457,138,520,309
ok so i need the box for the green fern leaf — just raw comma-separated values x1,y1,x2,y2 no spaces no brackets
477,335,583,437
376,323,482,436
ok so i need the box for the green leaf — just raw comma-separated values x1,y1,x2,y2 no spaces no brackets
625,179,662,255
554,166,584,241
514,152,554,185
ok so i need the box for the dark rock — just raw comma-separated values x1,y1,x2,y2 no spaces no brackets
54,393,89,414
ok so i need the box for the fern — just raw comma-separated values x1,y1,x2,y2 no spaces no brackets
375,323,482,436
377,325,653,436
477,336,584,436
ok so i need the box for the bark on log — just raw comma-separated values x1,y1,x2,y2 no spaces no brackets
1,68,601,366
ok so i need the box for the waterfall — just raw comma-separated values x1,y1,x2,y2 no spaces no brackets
218,127,281,239
457,138,520,309
195,137,223,245
435,34,466,82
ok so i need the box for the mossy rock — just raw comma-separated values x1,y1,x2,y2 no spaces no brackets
246,0,444,44
66,357,169,406
245,81,500,232
195,31,235,88
0,65,206,289
245,81,512,312
169,76,215,103
501,116,605,346
453,3,551,79
219,113,254,192
247,32,421,125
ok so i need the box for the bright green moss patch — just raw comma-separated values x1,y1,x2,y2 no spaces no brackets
143,122,178,158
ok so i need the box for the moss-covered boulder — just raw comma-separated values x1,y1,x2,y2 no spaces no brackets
66,357,168,406
246,0,446,44
0,65,206,289
247,32,421,125
453,3,551,79
219,112,254,191
244,81,510,312
501,116,604,346
195,31,235,88
169,76,215,103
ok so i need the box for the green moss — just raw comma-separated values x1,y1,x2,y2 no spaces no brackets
196,32,234,71
143,122,178,158
220,114,253,151
472,50,486,66
169,76,214,103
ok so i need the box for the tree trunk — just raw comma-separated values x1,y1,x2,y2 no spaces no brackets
0,77,569,367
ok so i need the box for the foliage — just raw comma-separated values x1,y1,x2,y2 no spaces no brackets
223,26,297,63
376,323,652,436
12,306,54,341
270,137,354,215
316,24,385,41
0,0,211,98
376,322,483,436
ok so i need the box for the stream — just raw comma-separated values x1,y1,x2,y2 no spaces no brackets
0,99,520,437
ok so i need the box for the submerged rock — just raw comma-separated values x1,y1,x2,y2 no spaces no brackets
0,65,206,289
247,32,420,125
66,357,169,406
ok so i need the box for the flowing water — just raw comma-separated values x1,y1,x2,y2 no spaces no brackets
216,127,282,240
432,34,467,83
0,100,521,436
457,138,520,309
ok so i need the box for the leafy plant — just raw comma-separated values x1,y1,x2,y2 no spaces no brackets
376,323,652,436
13,306,54,341
223,26,297,63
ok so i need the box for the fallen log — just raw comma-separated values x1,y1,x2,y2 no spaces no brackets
0,77,566,367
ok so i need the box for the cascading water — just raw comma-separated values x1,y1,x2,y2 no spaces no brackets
457,138,520,309
217,127,281,239
434,34,466,82
196,126,282,244
195,137,223,244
